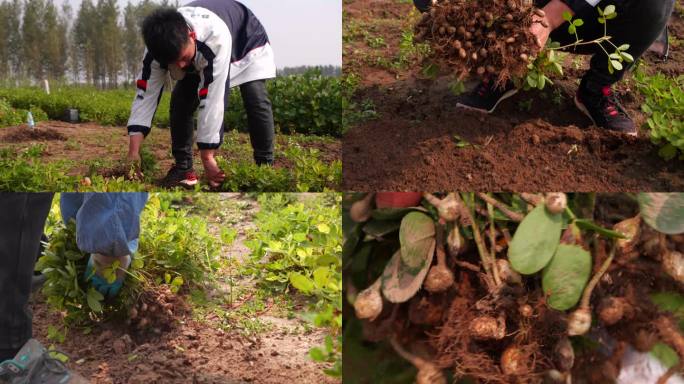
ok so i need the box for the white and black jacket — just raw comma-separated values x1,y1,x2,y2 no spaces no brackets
127,0,276,149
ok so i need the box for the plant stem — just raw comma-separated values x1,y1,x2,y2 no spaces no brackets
458,193,500,287
476,193,523,222
389,336,428,369
520,193,543,206
549,35,610,51
565,206,577,220
580,241,615,309
436,223,446,263
486,200,502,286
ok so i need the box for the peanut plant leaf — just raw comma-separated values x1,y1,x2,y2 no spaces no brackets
381,242,435,303
638,193,684,235
371,206,428,221
289,272,315,294
399,211,436,268
574,219,626,239
508,205,563,274
86,287,103,313
362,219,401,238
542,244,592,311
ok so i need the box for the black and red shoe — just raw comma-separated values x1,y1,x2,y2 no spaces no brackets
162,165,199,189
455,79,518,114
574,79,637,136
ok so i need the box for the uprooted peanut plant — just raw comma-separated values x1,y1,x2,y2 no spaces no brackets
415,0,634,90
343,192,684,383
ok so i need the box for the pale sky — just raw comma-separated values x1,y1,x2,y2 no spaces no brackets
55,0,342,69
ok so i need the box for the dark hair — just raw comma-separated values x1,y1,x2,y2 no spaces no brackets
142,8,189,65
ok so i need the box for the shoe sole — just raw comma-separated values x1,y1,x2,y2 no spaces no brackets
181,179,198,187
574,95,638,137
456,88,519,114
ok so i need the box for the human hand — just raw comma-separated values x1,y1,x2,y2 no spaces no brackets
529,0,574,49
200,149,225,188
85,254,131,298
530,9,552,49
126,134,144,179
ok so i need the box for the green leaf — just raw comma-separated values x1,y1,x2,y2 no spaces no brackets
598,17,605,24
650,292,684,319
399,212,435,269
603,5,616,16
362,219,400,238
542,244,592,310
508,205,563,275
638,193,684,234
289,272,315,294
611,60,623,71
371,207,426,221
421,63,439,79
131,258,143,269
86,287,103,313
574,219,626,239
651,343,680,369
568,24,576,35
562,11,573,22
171,276,184,287
658,144,678,161
617,44,630,51
317,223,331,234
620,52,634,63
309,347,326,362
313,267,330,289
573,19,584,27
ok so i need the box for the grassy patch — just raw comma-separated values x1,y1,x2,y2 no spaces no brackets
634,67,684,160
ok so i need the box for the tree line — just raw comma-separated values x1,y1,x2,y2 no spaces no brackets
0,0,181,87
0,0,340,88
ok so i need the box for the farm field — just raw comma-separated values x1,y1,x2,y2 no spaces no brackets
31,193,342,383
342,0,684,191
0,72,343,192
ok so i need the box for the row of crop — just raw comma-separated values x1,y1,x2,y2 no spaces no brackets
242,193,342,377
0,98,48,127
0,71,344,136
0,143,341,192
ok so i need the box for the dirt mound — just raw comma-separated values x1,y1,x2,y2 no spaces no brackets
343,102,684,191
126,285,189,339
3,127,67,142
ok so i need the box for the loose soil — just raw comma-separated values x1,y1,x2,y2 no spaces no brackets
0,121,341,188
30,195,337,384
3,127,67,142
343,0,684,191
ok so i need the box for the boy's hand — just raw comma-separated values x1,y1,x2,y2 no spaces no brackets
126,134,144,180
530,0,574,48
200,149,225,188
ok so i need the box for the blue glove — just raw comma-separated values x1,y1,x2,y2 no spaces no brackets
84,254,131,298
